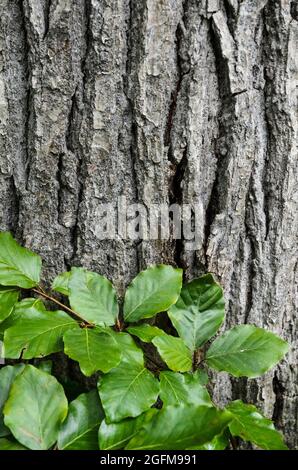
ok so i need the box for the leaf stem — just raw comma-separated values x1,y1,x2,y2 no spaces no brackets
116,318,124,332
32,287,94,327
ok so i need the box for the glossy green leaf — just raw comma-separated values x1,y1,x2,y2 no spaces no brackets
52,271,71,296
99,409,157,450
127,324,165,342
159,371,212,407
69,268,118,326
124,265,183,323
0,365,25,437
0,298,45,335
4,365,68,450
168,274,225,350
187,431,229,450
0,232,41,288
0,437,27,450
206,325,289,378
99,366,159,423
98,334,159,422
3,302,78,359
58,390,103,450
0,287,19,323
63,327,121,376
126,405,232,450
152,334,192,372
227,400,288,450
110,331,144,364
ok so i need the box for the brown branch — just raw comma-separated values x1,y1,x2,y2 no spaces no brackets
32,287,94,327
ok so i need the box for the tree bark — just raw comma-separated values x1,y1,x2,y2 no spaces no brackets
0,0,297,447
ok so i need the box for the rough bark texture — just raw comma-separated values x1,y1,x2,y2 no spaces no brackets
0,0,297,447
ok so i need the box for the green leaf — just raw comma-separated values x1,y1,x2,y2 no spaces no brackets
111,331,144,364
99,367,159,423
193,368,209,385
206,325,289,378
152,334,192,372
127,324,165,342
0,437,27,450
126,405,232,450
3,302,79,359
68,268,118,326
0,365,25,437
0,232,42,288
124,265,183,323
63,327,121,376
168,274,225,350
52,271,71,296
227,400,288,450
98,334,159,422
58,390,103,450
0,287,19,323
0,298,45,335
4,365,68,450
187,431,229,450
99,409,157,450
159,371,211,407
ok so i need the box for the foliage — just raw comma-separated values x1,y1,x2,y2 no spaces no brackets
0,232,289,450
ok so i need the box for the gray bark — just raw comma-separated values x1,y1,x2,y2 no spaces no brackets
0,0,297,447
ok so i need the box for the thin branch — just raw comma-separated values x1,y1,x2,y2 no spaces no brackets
32,287,94,327
38,284,47,294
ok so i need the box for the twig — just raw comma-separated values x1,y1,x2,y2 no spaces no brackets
32,287,94,327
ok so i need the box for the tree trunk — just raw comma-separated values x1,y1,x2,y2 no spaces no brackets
0,0,297,448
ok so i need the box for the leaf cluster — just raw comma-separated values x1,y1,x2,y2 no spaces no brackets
0,232,289,450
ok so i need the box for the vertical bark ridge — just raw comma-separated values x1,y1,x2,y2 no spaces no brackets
0,1,28,235
257,0,298,445
169,0,221,278
65,0,91,271
15,0,86,281
71,0,138,293
127,0,185,268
